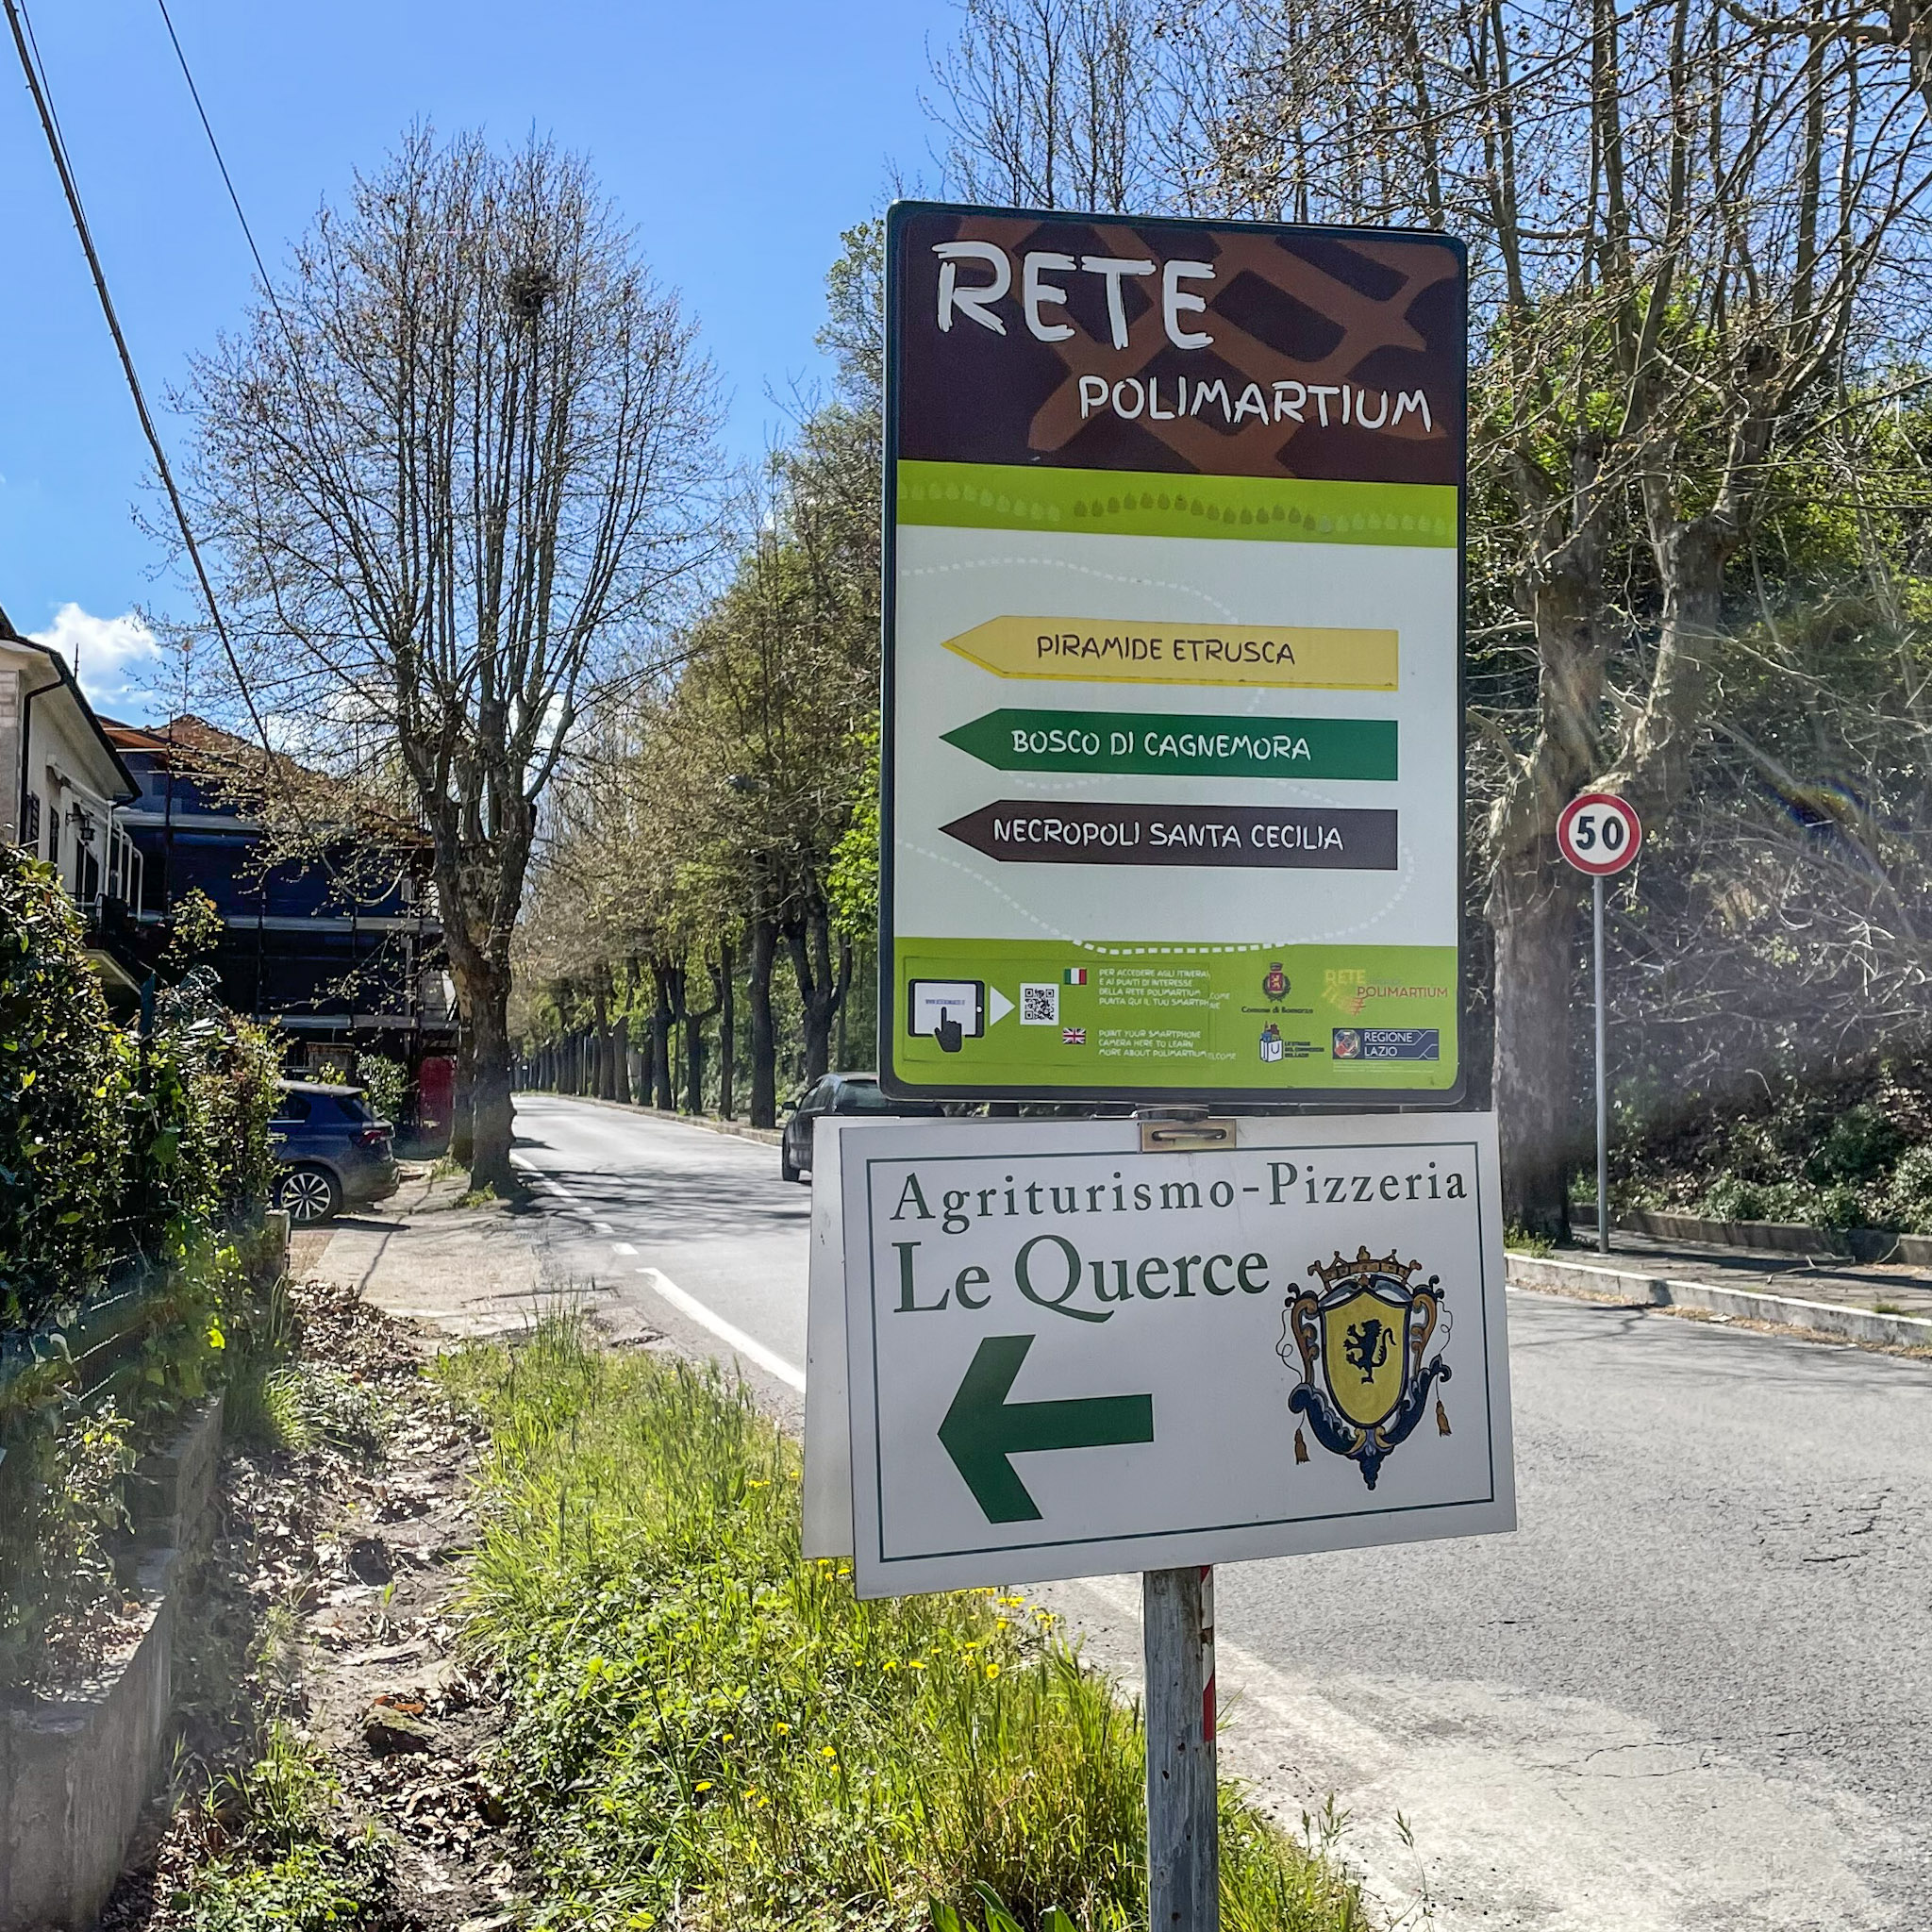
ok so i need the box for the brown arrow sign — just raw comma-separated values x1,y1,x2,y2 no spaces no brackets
940,800,1398,870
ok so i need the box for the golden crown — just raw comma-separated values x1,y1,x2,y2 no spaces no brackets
1307,1246,1423,1290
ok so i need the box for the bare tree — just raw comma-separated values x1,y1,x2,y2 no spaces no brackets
181,127,719,1189
939,0,1932,1228
926,0,1177,209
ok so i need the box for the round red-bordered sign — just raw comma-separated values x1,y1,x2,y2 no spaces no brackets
1557,791,1642,876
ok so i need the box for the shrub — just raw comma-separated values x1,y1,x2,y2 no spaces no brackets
1885,1144,1932,1233
354,1053,407,1126
0,856,134,1328
0,844,283,1691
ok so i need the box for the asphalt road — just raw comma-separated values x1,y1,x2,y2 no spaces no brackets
508,1092,1932,1931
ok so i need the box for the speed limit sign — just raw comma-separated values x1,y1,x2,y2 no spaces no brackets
1557,791,1642,876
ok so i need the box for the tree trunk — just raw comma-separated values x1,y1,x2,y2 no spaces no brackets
467,973,517,1194
1487,848,1578,1237
610,1014,632,1104
749,918,778,1127
718,939,736,1120
787,902,853,1085
686,980,723,1116
651,961,680,1111
450,1014,475,1165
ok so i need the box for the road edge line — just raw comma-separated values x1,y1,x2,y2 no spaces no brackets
638,1266,808,1392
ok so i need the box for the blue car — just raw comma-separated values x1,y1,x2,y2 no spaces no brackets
270,1081,400,1224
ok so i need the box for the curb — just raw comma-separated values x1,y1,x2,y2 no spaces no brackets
519,1091,784,1147
1506,1252,1932,1350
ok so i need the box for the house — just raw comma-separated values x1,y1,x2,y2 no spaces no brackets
0,604,145,993
100,716,458,1130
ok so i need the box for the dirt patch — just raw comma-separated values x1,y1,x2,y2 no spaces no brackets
98,1278,530,1932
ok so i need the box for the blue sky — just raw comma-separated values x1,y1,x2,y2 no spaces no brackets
0,0,955,720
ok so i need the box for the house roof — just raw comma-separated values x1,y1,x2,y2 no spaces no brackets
100,711,433,850
0,605,140,803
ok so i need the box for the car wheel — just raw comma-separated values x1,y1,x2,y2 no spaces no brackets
277,1163,341,1224
780,1145,803,1184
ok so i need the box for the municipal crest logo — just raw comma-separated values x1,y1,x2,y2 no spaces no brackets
1262,961,1289,1000
1277,1247,1452,1489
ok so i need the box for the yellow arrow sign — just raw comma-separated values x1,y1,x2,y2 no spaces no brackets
941,617,1398,691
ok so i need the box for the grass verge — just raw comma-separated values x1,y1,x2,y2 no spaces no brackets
439,1316,1374,1932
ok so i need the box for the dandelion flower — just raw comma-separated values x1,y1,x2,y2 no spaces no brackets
821,1746,838,1759
695,1781,713,1792
985,1663,1001,1680
774,1723,791,1733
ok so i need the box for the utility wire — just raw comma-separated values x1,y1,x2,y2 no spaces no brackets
153,0,285,324
3,0,278,767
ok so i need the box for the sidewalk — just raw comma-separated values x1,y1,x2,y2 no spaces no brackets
296,1166,650,1342
1509,1227,1932,1349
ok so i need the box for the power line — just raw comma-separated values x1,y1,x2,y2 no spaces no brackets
3,0,278,766
153,0,285,322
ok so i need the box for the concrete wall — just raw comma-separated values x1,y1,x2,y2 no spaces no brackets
0,1396,224,1932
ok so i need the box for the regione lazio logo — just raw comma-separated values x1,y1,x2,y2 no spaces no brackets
1278,1247,1453,1489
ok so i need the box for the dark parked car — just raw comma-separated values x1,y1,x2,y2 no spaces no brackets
270,1080,400,1224
780,1073,943,1182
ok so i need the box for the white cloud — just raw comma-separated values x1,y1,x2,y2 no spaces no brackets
28,604,171,722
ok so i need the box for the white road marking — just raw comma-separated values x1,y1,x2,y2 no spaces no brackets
591,1220,615,1234
636,1266,806,1393
611,1241,638,1257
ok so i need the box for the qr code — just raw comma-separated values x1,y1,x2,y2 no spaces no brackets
1020,982,1059,1025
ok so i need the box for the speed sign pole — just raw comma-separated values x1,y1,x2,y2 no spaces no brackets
1557,793,1643,1254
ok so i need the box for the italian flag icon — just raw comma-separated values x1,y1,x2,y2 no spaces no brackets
1062,967,1088,986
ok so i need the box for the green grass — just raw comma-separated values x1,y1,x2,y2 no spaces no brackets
181,1723,392,1932
1504,1224,1556,1257
438,1317,1374,1932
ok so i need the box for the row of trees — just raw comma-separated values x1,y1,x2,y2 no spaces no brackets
920,0,1932,1229
177,6,1932,1213
521,0,1932,1219
510,226,884,1124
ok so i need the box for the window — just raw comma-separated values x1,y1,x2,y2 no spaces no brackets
331,1094,373,1123
272,1093,312,1124
834,1080,895,1114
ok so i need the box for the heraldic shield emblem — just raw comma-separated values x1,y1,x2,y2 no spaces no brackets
1277,1247,1451,1490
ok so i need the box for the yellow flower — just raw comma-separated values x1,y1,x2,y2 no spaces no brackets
882,1660,898,1673
723,1733,735,1742
997,1619,1010,1631
820,1746,837,1759
774,1723,790,1734
908,1661,925,1671
207,1321,225,1351
985,1663,1001,1680
695,1781,713,1792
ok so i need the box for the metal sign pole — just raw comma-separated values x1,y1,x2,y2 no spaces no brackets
1593,872,1608,1255
1144,1564,1218,1931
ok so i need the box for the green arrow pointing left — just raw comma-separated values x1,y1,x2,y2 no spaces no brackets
937,1334,1155,1524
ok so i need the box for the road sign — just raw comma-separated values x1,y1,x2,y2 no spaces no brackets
1558,790,1642,1253
1557,791,1642,876
804,1113,1515,1597
879,202,1469,1106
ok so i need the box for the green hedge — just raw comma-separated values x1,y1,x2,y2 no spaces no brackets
0,848,283,1692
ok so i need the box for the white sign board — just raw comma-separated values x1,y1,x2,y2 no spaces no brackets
806,1114,1514,1598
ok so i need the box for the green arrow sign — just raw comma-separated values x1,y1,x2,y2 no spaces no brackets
938,1334,1156,1523
941,708,1396,781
